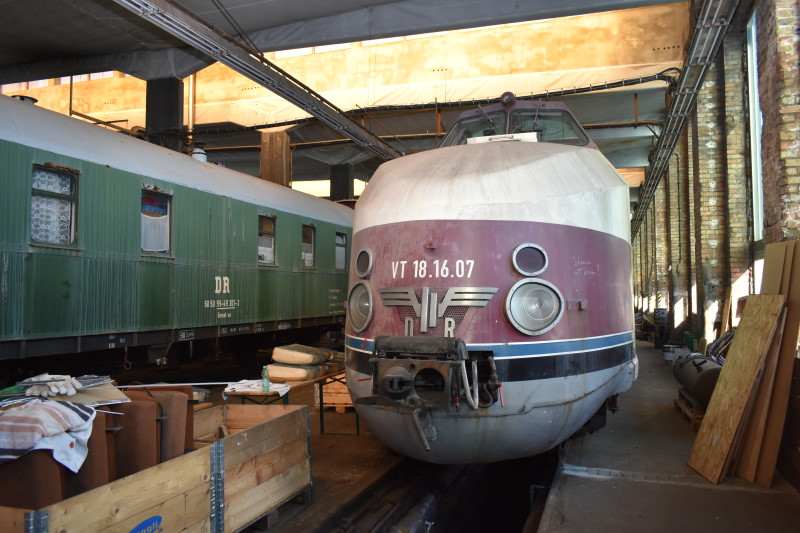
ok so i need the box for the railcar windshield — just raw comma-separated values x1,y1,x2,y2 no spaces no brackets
438,110,507,146
439,106,590,148
508,109,590,146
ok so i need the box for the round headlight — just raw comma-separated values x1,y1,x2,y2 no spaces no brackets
505,279,564,335
348,281,373,332
355,248,373,278
512,243,547,276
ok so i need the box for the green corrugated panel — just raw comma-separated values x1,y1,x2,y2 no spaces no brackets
0,141,32,247
256,268,294,320
0,252,25,340
21,252,142,339
23,251,82,337
80,167,141,256
79,256,138,333
173,189,227,263
228,198,251,266
139,260,173,330
173,263,210,328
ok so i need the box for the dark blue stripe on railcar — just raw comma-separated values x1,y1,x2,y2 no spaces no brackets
346,335,634,381
494,343,633,382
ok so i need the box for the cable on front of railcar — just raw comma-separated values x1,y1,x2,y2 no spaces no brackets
356,335,503,452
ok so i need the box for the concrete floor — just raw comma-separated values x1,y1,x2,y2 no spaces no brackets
538,341,800,533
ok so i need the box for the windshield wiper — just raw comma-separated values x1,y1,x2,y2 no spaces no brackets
476,105,494,126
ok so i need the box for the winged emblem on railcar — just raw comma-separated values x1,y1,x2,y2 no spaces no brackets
380,287,497,333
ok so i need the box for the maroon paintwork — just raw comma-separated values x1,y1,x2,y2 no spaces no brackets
348,218,632,343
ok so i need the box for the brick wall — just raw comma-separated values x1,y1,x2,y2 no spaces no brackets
757,0,800,242
755,0,800,492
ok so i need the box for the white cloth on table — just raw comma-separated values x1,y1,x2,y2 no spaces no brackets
223,380,290,399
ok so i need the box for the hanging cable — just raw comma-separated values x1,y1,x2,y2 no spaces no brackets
459,359,480,410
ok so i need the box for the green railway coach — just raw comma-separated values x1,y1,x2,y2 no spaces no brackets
0,95,354,364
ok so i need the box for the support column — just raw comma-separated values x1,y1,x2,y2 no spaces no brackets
259,131,292,187
653,179,670,345
330,164,354,201
645,206,658,313
145,77,184,152
758,0,800,243
686,114,699,335
632,229,643,310
654,177,670,306
691,54,729,345
667,131,692,341
722,20,750,327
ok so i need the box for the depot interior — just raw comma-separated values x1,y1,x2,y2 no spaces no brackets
1,0,800,531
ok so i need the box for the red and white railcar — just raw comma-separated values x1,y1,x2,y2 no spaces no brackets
345,94,638,463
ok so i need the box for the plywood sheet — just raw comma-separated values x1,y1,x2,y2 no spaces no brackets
735,311,785,482
687,294,785,484
761,242,790,294
754,241,800,487
720,287,732,332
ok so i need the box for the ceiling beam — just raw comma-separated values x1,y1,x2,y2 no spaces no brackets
111,0,402,160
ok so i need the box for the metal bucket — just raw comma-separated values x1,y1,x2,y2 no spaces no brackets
662,344,678,365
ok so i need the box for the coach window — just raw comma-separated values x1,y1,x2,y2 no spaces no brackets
335,232,347,270
301,225,315,267
141,189,172,254
30,165,78,246
258,215,276,264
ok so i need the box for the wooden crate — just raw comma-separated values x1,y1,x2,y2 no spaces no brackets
0,404,310,532
195,404,311,532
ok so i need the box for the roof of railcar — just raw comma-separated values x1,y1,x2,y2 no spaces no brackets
0,95,353,227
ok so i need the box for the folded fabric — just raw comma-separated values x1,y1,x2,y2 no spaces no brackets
272,344,342,365
0,399,96,471
267,361,345,381
223,380,290,397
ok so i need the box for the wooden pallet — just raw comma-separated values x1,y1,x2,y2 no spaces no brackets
320,379,353,413
674,388,705,431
